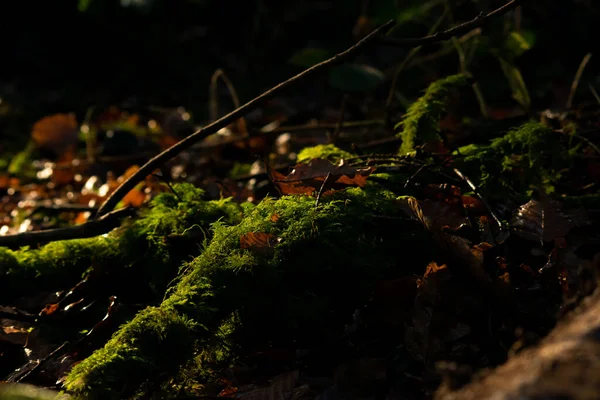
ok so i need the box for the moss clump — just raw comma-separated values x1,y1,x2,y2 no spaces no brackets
453,121,567,197
396,74,469,154
0,183,244,300
64,186,433,399
296,144,353,163
63,306,197,400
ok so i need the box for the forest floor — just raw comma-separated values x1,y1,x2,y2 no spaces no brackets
0,1,599,399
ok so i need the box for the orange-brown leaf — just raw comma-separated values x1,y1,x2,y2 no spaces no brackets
240,232,280,255
40,303,59,316
270,158,375,196
121,187,146,207
31,113,79,154
424,261,447,279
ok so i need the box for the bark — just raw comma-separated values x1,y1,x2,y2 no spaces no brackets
436,288,600,400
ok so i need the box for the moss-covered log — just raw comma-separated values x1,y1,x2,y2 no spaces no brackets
0,184,244,301
63,184,433,399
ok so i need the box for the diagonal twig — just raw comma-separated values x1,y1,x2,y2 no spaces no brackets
94,20,396,218
382,0,525,47
0,207,135,249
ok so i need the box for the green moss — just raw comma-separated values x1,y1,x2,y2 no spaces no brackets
0,183,244,300
64,186,433,399
296,144,353,163
395,74,469,154
453,121,568,198
64,307,197,400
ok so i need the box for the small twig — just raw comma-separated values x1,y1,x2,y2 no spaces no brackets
558,129,600,157
26,204,98,217
209,69,242,122
451,36,488,118
0,309,40,323
209,68,248,135
0,207,135,249
151,167,183,201
589,83,600,105
315,172,332,210
404,164,428,188
264,119,385,134
385,7,449,123
382,0,524,47
15,341,69,383
332,94,349,144
95,20,396,218
404,28,482,69
453,167,504,231
567,52,593,109
186,120,386,153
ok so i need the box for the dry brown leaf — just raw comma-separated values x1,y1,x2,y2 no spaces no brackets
270,158,375,196
240,232,280,255
31,113,79,155
121,187,147,208
40,303,59,316
511,196,589,243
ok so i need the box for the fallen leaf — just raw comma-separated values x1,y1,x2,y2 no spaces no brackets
40,303,59,316
121,186,147,208
31,113,79,155
270,158,375,196
240,232,280,255
511,198,583,243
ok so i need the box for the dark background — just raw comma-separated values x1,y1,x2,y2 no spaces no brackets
0,0,598,128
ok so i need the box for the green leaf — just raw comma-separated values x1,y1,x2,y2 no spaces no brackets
504,30,536,58
328,64,386,92
497,56,531,111
288,48,332,68
78,0,92,12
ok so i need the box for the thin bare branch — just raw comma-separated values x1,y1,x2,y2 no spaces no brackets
382,0,524,47
95,20,396,218
0,207,135,249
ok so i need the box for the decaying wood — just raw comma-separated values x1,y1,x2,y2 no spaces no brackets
436,285,600,400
